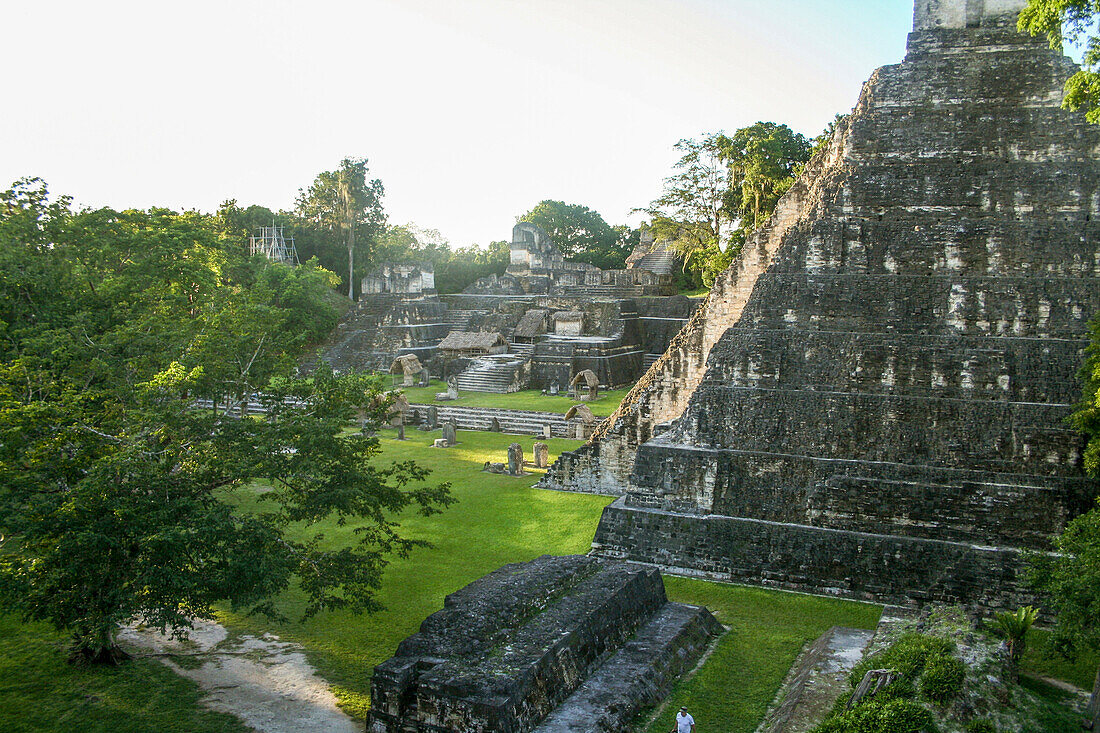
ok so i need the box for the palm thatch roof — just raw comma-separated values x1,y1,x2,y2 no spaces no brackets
438,331,506,352
514,309,549,338
390,354,423,375
553,310,584,322
565,404,596,423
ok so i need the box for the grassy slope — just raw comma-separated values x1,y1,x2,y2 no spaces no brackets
1022,628,1100,691
646,578,883,733
216,429,611,719
0,614,248,733
397,378,630,416
220,428,889,728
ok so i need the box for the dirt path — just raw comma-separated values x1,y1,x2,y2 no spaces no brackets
118,619,359,733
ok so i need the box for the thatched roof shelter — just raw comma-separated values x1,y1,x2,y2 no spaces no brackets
513,309,549,339
565,404,596,423
438,331,507,355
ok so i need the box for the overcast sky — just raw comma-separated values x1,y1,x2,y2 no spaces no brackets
4,0,916,247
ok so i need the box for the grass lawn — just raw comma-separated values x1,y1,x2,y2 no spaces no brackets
397,378,630,417
0,613,248,733
9,424,1091,731
1021,627,1100,691
644,578,883,733
217,427,886,729
216,428,612,719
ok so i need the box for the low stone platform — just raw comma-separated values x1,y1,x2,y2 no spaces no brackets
591,498,1032,611
533,602,722,733
366,555,722,733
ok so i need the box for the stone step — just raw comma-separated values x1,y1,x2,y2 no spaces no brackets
408,405,576,437
633,249,678,277
533,602,723,733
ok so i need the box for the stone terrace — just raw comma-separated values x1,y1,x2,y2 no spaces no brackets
366,555,722,733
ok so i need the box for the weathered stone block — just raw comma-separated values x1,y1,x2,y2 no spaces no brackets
366,556,721,733
507,443,524,476
532,442,549,469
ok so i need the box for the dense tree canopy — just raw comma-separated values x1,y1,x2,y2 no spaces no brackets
371,223,509,293
0,179,450,662
295,157,386,299
722,122,811,234
519,200,633,270
641,124,811,287
1020,0,1100,122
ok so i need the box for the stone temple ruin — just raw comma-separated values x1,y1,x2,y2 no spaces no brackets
366,555,721,733
310,222,701,394
542,0,1100,610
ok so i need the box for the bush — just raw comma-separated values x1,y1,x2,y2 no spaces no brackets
812,699,936,733
878,679,917,702
920,654,966,704
964,720,996,733
878,699,937,732
849,634,955,687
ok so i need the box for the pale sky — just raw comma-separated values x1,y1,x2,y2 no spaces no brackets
3,0,916,248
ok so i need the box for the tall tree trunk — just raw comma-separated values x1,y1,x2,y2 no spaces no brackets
347,223,355,300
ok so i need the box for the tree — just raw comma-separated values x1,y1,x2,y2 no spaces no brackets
0,180,450,662
990,606,1039,681
1019,1,1100,122
296,158,386,299
519,200,632,269
1028,313,1100,723
721,122,811,234
641,134,732,285
640,125,810,288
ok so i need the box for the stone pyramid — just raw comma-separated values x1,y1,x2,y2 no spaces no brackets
544,0,1099,608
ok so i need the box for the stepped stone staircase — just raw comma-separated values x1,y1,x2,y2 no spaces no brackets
631,248,678,276
366,555,722,733
443,310,479,332
408,404,574,438
453,355,529,393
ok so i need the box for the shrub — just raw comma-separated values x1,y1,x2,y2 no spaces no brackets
878,699,937,732
879,679,917,702
965,720,996,733
812,699,936,733
920,655,967,704
849,634,955,687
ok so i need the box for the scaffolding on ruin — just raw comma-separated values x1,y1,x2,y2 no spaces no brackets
249,223,300,266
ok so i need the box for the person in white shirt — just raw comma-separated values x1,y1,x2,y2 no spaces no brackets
674,705,695,733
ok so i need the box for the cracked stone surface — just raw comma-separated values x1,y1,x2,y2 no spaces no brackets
119,619,358,733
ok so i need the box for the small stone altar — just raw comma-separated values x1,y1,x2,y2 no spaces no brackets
366,555,722,733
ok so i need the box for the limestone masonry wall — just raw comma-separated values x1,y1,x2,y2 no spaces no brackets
550,13,1100,609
